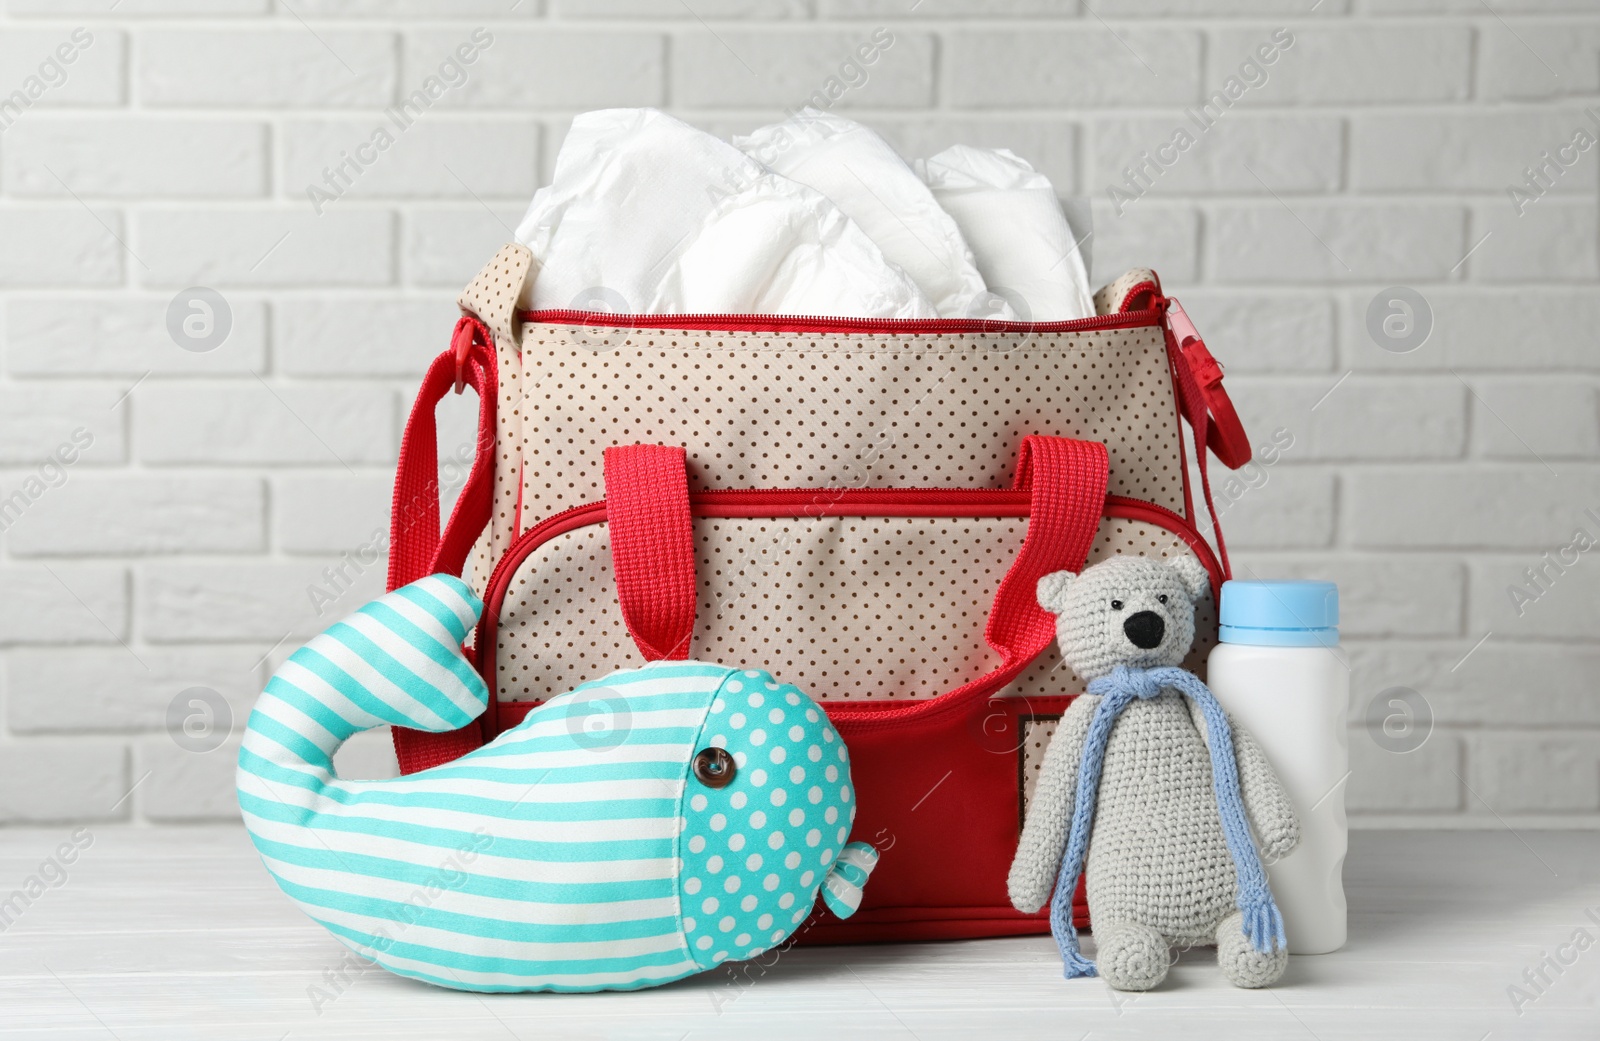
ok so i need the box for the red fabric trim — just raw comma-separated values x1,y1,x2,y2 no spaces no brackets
1115,278,1163,314
602,445,698,661
1190,353,1252,470
1203,381,1252,470
393,727,484,775
796,905,1089,945
797,918,1057,944
517,308,1161,336
824,689,1074,939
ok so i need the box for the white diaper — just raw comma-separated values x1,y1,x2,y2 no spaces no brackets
514,108,936,319
735,110,1000,319
917,145,1094,322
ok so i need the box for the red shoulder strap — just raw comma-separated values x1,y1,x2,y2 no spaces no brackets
388,316,498,591
1163,298,1249,578
389,316,498,774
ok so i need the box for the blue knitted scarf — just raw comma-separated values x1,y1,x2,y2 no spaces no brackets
1047,664,1287,978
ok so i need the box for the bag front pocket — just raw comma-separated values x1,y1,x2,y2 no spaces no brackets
476,485,1220,727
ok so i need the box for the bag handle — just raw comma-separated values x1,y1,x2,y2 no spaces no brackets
603,444,698,661
979,436,1109,674
828,434,1109,731
601,435,1109,728
388,316,498,775
387,316,499,591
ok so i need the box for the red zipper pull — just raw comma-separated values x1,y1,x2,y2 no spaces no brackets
1164,299,1209,369
452,316,487,394
1164,298,1252,470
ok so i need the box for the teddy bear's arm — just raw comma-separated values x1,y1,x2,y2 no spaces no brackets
1185,699,1301,863
1007,695,1098,914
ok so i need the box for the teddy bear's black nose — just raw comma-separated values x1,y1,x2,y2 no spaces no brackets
1123,611,1165,649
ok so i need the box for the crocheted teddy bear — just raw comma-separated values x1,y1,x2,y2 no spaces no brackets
1008,554,1301,991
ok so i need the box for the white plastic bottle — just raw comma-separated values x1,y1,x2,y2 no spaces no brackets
1207,580,1348,955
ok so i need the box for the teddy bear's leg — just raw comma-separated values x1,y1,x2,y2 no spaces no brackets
1092,920,1171,991
1215,911,1289,988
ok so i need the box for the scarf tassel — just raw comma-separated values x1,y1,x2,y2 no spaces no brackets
1063,949,1097,980
1240,897,1288,954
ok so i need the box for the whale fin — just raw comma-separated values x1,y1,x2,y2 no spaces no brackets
819,841,880,919
238,575,488,787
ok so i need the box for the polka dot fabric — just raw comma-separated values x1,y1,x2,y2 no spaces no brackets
676,668,858,970
457,250,1193,614
1094,267,1161,316
515,325,1185,521
493,515,1216,704
458,244,533,598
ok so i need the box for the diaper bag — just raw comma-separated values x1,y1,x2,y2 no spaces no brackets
382,243,1252,943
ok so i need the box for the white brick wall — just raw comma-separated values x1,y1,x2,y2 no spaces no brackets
0,1,1594,829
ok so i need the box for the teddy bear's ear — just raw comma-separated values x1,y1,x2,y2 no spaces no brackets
1166,555,1210,603
1036,570,1077,614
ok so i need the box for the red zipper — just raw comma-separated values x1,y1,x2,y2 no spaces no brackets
516,307,1164,336
474,486,1221,727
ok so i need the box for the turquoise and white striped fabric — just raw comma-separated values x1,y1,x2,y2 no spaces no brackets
237,575,877,993
820,842,879,918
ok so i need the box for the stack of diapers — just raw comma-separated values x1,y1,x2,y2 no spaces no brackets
515,108,1093,322
734,110,1002,319
917,146,1096,322
514,108,935,318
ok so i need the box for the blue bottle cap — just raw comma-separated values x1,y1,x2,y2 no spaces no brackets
1218,580,1339,647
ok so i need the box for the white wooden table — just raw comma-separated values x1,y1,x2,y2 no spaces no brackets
0,827,1595,1040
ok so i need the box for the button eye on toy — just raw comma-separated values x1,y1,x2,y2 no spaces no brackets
692,746,737,788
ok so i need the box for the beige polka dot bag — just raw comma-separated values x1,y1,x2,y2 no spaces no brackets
384,243,1255,945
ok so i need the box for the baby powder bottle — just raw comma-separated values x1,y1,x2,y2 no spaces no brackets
1207,580,1348,955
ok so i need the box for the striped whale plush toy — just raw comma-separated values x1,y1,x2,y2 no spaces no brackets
237,574,879,993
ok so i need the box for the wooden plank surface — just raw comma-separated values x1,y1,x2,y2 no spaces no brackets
0,827,1595,1040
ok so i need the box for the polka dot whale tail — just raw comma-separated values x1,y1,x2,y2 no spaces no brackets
237,575,877,994
680,664,875,968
